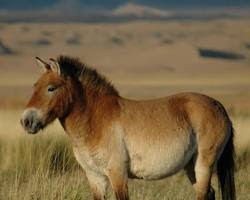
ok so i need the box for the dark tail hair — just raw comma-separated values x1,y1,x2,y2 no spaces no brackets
217,126,236,200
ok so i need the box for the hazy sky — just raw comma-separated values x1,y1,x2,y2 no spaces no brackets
0,0,249,10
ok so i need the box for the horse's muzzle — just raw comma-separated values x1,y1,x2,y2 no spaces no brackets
20,109,44,134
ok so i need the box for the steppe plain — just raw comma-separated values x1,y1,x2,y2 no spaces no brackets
0,20,250,199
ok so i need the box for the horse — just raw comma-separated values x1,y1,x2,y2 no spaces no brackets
20,56,236,200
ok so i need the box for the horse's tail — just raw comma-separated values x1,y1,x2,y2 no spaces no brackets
217,125,236,200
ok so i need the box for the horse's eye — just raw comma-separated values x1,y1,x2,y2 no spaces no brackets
47,85,56,92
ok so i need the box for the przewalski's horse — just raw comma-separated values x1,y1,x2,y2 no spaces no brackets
20,56,235,200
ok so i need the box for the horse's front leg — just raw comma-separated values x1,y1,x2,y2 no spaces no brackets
73,148,108,200
105,161,129,200
85,170,108,200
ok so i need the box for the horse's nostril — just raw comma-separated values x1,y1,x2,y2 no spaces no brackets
24,118,29,127
24,118,31,128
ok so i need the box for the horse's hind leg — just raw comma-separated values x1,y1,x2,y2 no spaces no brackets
185,156,215,200
194,154,215,200
185,157,196,185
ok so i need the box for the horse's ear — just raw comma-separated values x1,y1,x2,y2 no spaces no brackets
35,57,50,72
49,58,61,75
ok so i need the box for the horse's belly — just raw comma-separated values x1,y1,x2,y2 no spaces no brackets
128,136,196,180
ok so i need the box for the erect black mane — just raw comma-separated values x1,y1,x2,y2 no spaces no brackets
57,55,119,96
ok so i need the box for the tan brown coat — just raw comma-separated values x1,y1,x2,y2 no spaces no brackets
21,56,235,200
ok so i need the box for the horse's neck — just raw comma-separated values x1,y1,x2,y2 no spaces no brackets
59,98,87,139
60,90,120,146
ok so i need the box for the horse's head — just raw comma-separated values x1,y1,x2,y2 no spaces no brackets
21,57,79,134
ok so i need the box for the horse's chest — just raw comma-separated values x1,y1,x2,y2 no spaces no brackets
73,147,103,174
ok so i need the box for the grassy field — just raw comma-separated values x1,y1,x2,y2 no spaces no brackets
0,110,250,200
0,20,250,199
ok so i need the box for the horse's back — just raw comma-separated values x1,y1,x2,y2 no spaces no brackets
119,92,230,136
118,92,231,180
119,92,230,137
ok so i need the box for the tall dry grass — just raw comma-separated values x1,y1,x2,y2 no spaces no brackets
0,109,249,200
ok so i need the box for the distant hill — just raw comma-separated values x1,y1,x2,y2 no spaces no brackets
113,3,172,17
0,0,250,10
